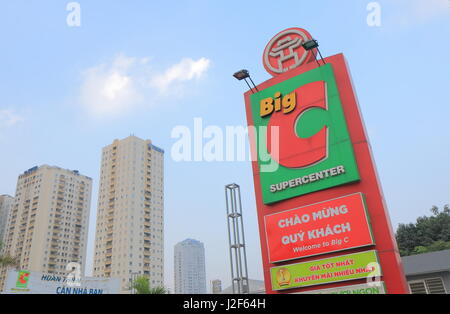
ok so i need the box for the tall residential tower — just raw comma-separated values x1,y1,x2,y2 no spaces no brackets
93,136,164,292
0,194,14,244
174,239,206,294
0,165,92,291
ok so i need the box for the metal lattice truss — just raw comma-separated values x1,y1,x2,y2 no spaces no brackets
225,183,249,294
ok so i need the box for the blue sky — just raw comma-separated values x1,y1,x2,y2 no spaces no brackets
0,0,449,292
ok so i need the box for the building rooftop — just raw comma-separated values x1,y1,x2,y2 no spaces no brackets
176,238,204,247
109,135,164,154
402,249,450,276
150,144,164,154
20,165,92,180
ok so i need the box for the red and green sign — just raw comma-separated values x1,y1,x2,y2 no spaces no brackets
244,28,410,294
270,250,380,291
264,193,374,263
250,64,360,204
16,270,30,288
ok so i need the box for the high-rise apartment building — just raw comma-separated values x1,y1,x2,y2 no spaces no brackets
0,194,14,245
0,165,92,291
93,136,164,292
174,239,206,294
211,279,222,294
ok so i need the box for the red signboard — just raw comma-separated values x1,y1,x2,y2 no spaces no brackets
264,193,374,263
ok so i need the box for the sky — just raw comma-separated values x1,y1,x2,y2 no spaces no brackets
0,0,449,292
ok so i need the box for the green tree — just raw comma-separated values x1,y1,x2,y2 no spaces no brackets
411,240,450,255
396,223,420,256
396,205,450,256
0,241,19,268
148,286,168,294
130,275,168,294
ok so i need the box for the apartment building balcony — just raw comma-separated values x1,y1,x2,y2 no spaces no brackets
107,220,114,228
107,209,114,217
52,232,62,240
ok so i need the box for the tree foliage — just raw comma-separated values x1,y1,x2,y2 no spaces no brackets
130,275,168,294
396,205,450,256
0,241,19,268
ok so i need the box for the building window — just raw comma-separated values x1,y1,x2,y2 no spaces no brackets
409,277,447,294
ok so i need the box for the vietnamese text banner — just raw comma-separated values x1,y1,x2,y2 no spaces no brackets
3,270,120,294
264,193,374,263
270,250,381,291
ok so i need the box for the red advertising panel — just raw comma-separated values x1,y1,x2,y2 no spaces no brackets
265,193,374,263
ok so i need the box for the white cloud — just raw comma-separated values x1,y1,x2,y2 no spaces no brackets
393,0,450,25
80,54,142,117
410,0,450,21
79,55,211,118
150,57,211,93
0,109,24,128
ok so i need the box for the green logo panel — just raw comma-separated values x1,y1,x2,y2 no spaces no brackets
250,64,360,204
16,270,30,288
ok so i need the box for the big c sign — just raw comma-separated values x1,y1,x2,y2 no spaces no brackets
249,64,360,204
243,27,409,294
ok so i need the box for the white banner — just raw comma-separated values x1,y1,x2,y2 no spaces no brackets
3,270,120,294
